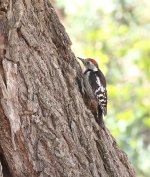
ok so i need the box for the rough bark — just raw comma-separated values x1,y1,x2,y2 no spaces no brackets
0,1,136,177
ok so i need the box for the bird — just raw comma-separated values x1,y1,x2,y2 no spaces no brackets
78,57,107,125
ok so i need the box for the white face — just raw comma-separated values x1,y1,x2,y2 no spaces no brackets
84,60,98,71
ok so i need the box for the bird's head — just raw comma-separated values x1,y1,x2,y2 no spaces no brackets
78,57,99,71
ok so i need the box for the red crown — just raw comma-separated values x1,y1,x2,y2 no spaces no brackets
88,58,97,65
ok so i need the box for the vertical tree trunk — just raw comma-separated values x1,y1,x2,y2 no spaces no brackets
0,1,135,177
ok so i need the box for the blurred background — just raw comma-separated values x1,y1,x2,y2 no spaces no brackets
52,0,150,176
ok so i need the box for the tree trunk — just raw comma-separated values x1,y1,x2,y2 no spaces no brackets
0,1,135,177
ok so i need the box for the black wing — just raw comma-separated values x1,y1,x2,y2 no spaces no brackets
89,70,107,115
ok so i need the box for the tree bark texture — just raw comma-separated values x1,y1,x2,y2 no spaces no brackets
0,1,136,177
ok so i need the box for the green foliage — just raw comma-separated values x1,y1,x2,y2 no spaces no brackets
55,0,150,176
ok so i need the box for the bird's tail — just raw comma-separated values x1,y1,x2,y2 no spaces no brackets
95,106,104,126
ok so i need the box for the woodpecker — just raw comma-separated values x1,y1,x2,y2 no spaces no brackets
78,57,107,125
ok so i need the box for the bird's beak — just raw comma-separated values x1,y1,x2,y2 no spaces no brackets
77,57,85,64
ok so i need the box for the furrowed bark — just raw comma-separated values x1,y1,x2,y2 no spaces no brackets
0,0,135,177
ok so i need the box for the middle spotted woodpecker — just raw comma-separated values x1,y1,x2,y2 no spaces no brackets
78,57,107,125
